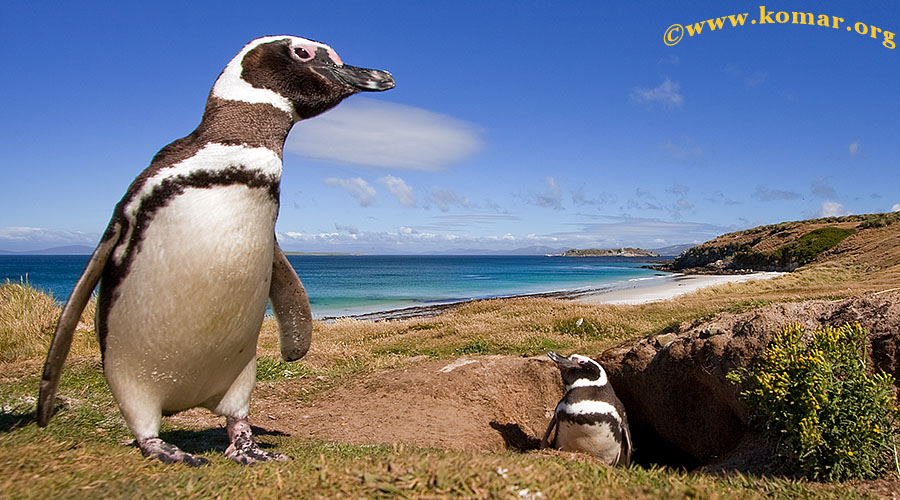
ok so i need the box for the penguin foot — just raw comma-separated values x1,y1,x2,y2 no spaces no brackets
138,437,209,467
225,416,290,466
224,435,290,465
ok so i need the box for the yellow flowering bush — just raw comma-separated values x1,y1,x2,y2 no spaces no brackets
727,323,899,481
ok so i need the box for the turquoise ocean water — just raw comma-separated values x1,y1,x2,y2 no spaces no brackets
0,254,666,319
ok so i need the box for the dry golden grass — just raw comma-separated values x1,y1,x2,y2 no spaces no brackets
0,280,99,362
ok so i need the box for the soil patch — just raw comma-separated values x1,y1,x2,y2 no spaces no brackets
256,355,563,452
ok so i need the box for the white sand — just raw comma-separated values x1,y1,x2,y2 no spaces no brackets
575,272,784,306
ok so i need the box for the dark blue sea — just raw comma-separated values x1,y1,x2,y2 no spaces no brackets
0,254,666,318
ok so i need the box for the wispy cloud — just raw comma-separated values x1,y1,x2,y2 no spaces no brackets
624,188,662,212
276,215,725,254
631,78,684,108
817,201,851,217
427,188,472,212
335,223,360,235
705,191,742,206
811,178,836,199
572,189,616,207
0,226,99,252
286,98,482,171
893,204,900,212
420,214,520,231
660,139,703,164
751,185,802,202
528,177,563,209
849,140,861,157
379,175,416,207
323,177,376,207
658,54,680,65
723,64,768,88
550,215,728,248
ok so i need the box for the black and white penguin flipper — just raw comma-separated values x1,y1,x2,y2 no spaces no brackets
270,240,312,361
37,222,121,427
539,413,558,449
546,351,633,466
36,35,393,467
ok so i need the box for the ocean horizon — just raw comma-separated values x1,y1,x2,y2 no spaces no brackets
1,254,668,319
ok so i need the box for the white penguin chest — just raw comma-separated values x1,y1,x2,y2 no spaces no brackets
103,183,278,408
556,419,621,461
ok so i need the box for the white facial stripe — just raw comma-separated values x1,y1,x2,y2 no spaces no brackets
211,36,342,116
292,38,343,65
112,143,282,264
565,354,608,388
569,374,608,388
558,400,620,421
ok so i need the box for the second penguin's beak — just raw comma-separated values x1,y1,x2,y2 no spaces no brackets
317,63,395,92
547,351,579,369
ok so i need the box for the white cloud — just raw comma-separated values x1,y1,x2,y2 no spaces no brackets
892,203,900,212
286,98,482,171
379,175,416,207
0,226,100,252
631,78,684,108
276,215,726,254
849,140,861,157
817,201,851,217
323,177,376,207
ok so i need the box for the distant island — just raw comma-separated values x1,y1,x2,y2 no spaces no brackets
557,247,659,258
283,251,363,256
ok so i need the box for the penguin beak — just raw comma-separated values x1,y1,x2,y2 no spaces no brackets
316,63,395,92
547,351,579,369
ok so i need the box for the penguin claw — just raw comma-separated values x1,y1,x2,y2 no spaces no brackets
138,437,209,467
224,435,290,465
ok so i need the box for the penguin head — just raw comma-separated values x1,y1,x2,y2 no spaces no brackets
547,351,608,389
212,35,395,121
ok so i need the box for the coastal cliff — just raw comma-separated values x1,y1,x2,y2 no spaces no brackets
663,212,900,274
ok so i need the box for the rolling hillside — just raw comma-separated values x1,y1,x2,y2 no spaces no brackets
667,212,900,279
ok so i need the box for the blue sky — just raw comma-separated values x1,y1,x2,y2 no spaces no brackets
2,1,898,253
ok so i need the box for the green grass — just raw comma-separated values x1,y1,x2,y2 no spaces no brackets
256,357,314,382
0,424,878,499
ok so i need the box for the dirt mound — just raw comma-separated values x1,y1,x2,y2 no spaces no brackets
263,355,564,452
599,292,900,471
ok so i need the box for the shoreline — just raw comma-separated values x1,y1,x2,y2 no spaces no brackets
317,271,783,322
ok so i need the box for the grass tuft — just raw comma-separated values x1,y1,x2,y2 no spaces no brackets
0,280,99,362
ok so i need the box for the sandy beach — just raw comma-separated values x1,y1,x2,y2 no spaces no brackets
574,272,784,306
322,271,784,321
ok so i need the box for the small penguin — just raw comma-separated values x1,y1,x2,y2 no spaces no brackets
541,352,632,466
37,36,394,466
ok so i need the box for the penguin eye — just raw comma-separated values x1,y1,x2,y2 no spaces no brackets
294,47,311,59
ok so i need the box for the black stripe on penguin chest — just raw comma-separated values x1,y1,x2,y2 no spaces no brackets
96,167,280,357
557,386,624,434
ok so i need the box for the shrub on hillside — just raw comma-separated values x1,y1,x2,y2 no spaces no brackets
728,323,899,481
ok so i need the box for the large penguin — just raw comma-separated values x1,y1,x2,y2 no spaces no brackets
37,36,394,466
